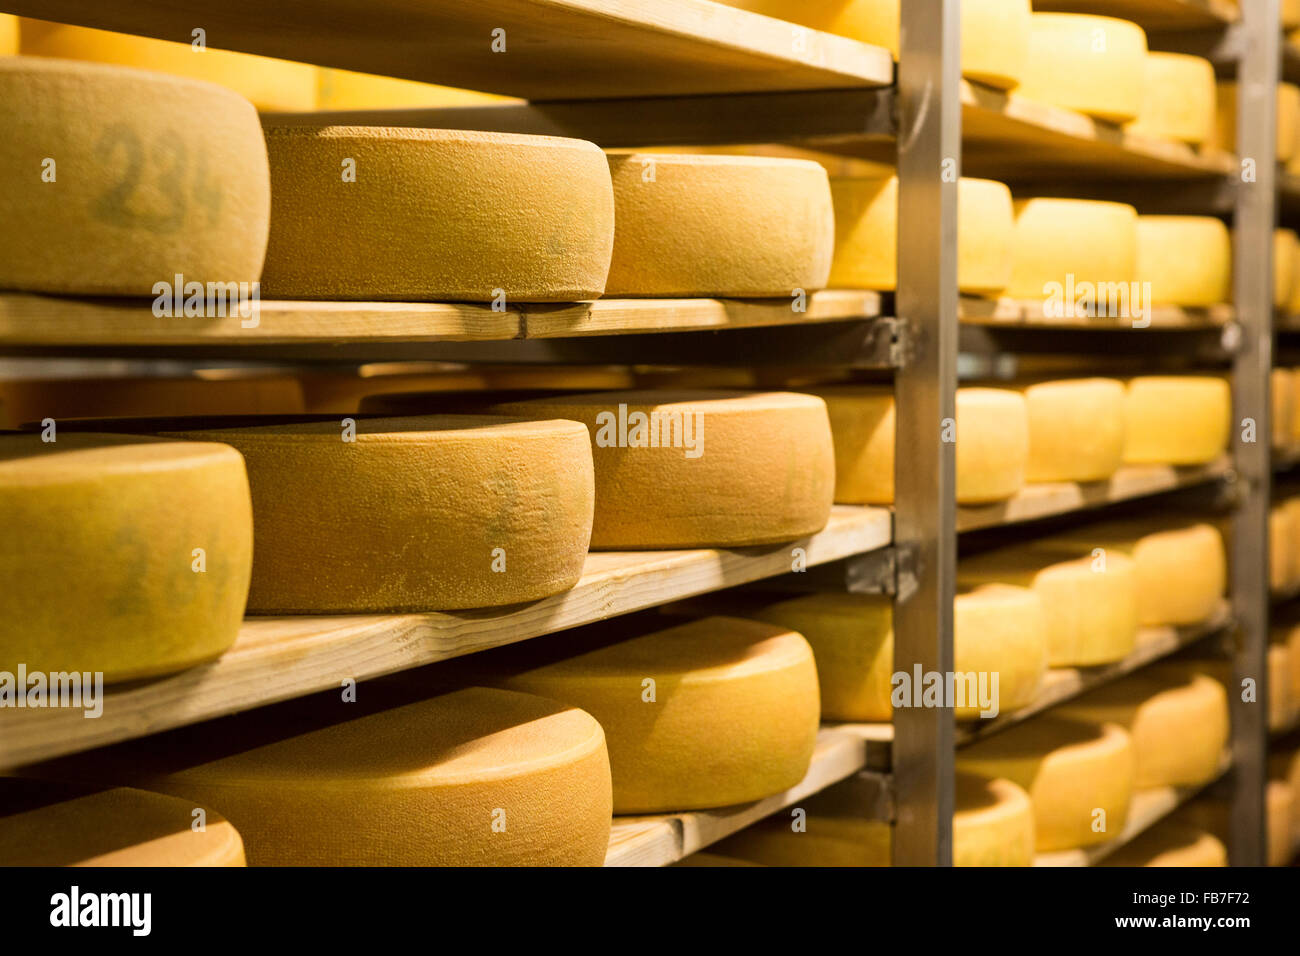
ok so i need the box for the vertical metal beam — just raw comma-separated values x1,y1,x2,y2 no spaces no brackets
1229,0,1277,868
893,0,959,866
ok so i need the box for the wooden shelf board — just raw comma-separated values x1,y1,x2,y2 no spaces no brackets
0,505,892,772
604,727,880,867
960,297,1233,329
1033,755,1231,867
1031,0,1237,30
957,457,1232,533
3,0,893,100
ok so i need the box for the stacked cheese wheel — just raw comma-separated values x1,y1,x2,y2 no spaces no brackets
1018,14,1148,123
1208,81,1300,162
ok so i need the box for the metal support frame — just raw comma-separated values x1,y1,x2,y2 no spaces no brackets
892,0,960,866
1228,0,1278,868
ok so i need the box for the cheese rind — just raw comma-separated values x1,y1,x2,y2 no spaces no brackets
828,175,1015,295
487,390,835,549
0,434,252,682
0,14,16,55
1123,376,1230,465
1136,216,1232,306
0,56,270,296
1102,822,1227,867
1274,369,1295,449
260,126,614,302
604,152,833,297
164,416,595,613
1209,82,1300,162
1008,198,1139,304
1021,378,1126,482
487,617,821,813
1126,52,1216,145
1276,229,1298,311
1017,14,1148,123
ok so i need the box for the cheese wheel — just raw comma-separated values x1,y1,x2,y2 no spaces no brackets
0,57,270,296
1034,520,1225,627
1208,82,1300,162
1126,53,1216,145
1288,0,1300,29
486,390,834,549
260,126,614,302
0,14,16,55
807,385,1027,505
1287,623,1300,702
1008,199,1139,304
482,616,820,813
1269,781,1295,866
740,586,1045,721
956,718,1134,851
162,416,595,613
1018,14,1148,123
828,175,1015,295
1272,642,1297,729
1123,376,1230,465
1277,230,1299,311
1272,503,1295,593
958,547,1139,667
18,19,316,111
1271,745,1300,846
1102,822,1227,867
1056,673,1228,788
0,783,245,867
316,67,512,110
712,773,1034,866
0,433,252,682
1135,216,1232,306
603,152,833,297
1020,378,1125,482
38,687,613,866
1292,367,1300,443
1274,369,1295,449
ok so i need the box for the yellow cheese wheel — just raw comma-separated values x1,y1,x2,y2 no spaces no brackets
1287,623,1300,701
0,56,269,296
481,616,820,813
1274,368,1295,449
1208,82,1300,162
260,126,613,302
1272,503,1296,593
486,390,834,549
1126,52,1216,145
1278,229,1299,311
1018,14,1148,123
1102,822,1227,867
1020,378,1126,482
18,19,316,111
40,687,613,866
712,773,1034,866
1272,642,1297,729
162,416,594,613
603,152,833,297
1008,199,1139,303
316,67,512,110
1123,376,1230,465
1135,216,1232,306
1292,367,1300,442
1034,520,1225,627
1056,672,1228,788
714,1,1031,90
959,546,1139,666
0,783,245,867
739,586,1045,722
0,433,252,682
956,718,1134,852
1269,781,1295,866
1271,745,1300,847
828,175,1015,295
807,385,1027,505
0,14,16,54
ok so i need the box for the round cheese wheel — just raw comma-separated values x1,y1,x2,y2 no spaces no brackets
807,385,1027,505
316,67,512,110
0,15,16,55
0,56,270,296
1123,376,1230,465
1292,368,1300,443
487,390,834,549
1272,502,1298,593
1136,216,1232,306
488,616,820,813
1277,229,1299,310
18,19,317,111
1208,82,1300,163
260,126,614,302
1288,624,1300,703
163,416,595,613
1271,642,1296,730
956,717,1134,852
952,584,1048,719
1102,822,1227,867
828,175,1015,295
959,547,1139,666
1021,378,1126,482
1057,672,1228,788
0,433,252,682
1268,781,1295,866
1008,198,1139,303
1271,745,1300,846
1126,52,1216,145
1018,14,1148,123
0,783,246,867
1274,369,1295,450
603,152,833,297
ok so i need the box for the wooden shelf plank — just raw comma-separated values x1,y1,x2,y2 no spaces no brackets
4,0,893,100
960,297,1234,330
1033,755,1231,866
957,458,1232,533
0,505,892,772
1032,0,1237,30
604,728,878,867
